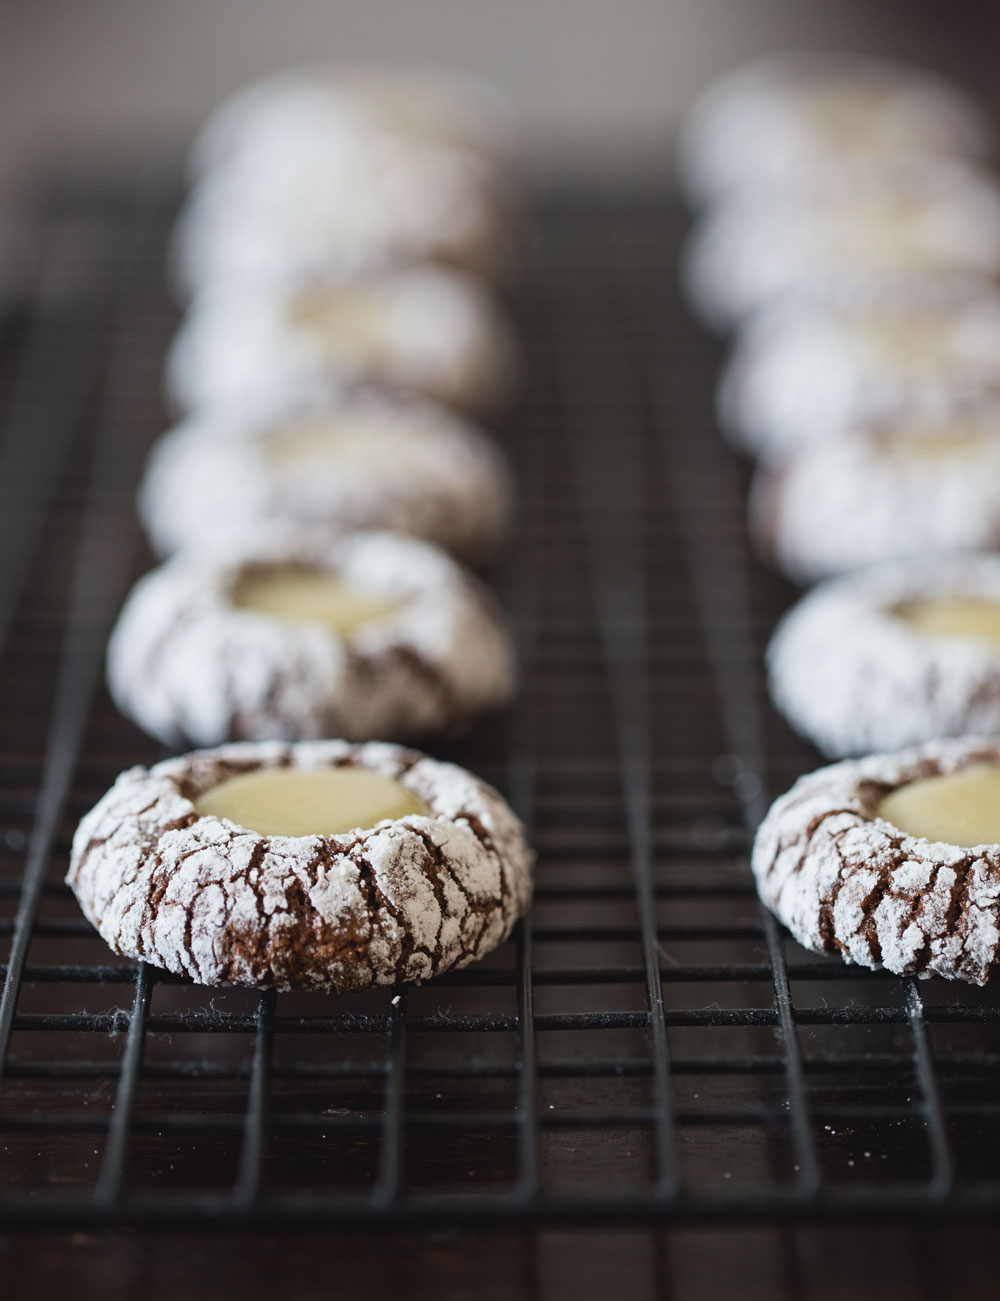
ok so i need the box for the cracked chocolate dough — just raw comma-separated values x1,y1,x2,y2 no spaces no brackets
750,418,1000,584
138,388,513,564
68,739,534,991
768,554,1000,758
752,737,1000,985
718,293,1000,463
107,530,515,747
677,53,990,206
165,265,517,417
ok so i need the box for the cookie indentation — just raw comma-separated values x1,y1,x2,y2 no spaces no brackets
231,565,402,636
896,595,1000,646
196,766,426,837
876,763,1000,848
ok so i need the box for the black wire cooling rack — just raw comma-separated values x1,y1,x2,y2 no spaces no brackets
1,171,1000,1233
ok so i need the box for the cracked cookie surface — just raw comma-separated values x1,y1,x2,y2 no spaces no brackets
107,529,515,748
719,294,1000,463
750,421,1000,584
139,388,513,565
165,265,516,418
752,737,1000,985
768,555,1000,757
68,739,533,991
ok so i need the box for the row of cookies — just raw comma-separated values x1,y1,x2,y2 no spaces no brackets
116,67,525,749
65,70,534,993
682,54,1000,582
681,54,1000,754
168,67,520,415
681,56,1000,986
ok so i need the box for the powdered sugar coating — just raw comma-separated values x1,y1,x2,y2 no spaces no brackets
751,426,1000,584
682,162,1000,331
678,53,990,206
138,388,513,564
165,266,517,417
752,737,1000,985
769,555,1000,757
188,66,515,181
68,739,533,991
171,135,516,299
720,293,1000,461
107,530,516,747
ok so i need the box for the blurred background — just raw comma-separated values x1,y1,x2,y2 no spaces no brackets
3,0,1000,195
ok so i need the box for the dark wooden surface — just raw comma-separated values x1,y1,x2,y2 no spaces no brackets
4,1225,1000,1300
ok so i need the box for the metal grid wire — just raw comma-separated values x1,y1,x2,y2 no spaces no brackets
0,172,999,1231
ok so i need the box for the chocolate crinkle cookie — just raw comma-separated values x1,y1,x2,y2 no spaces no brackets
677,53,990,205
107,530,515,747
768,554,1000,758
165,265,517,418
68,739,533,991
171,131,517,298
752,737,1000,985
187,66,516,182
138,387,513,565
718,293,1000,463
750,419,1000,584
681,160,1000,332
